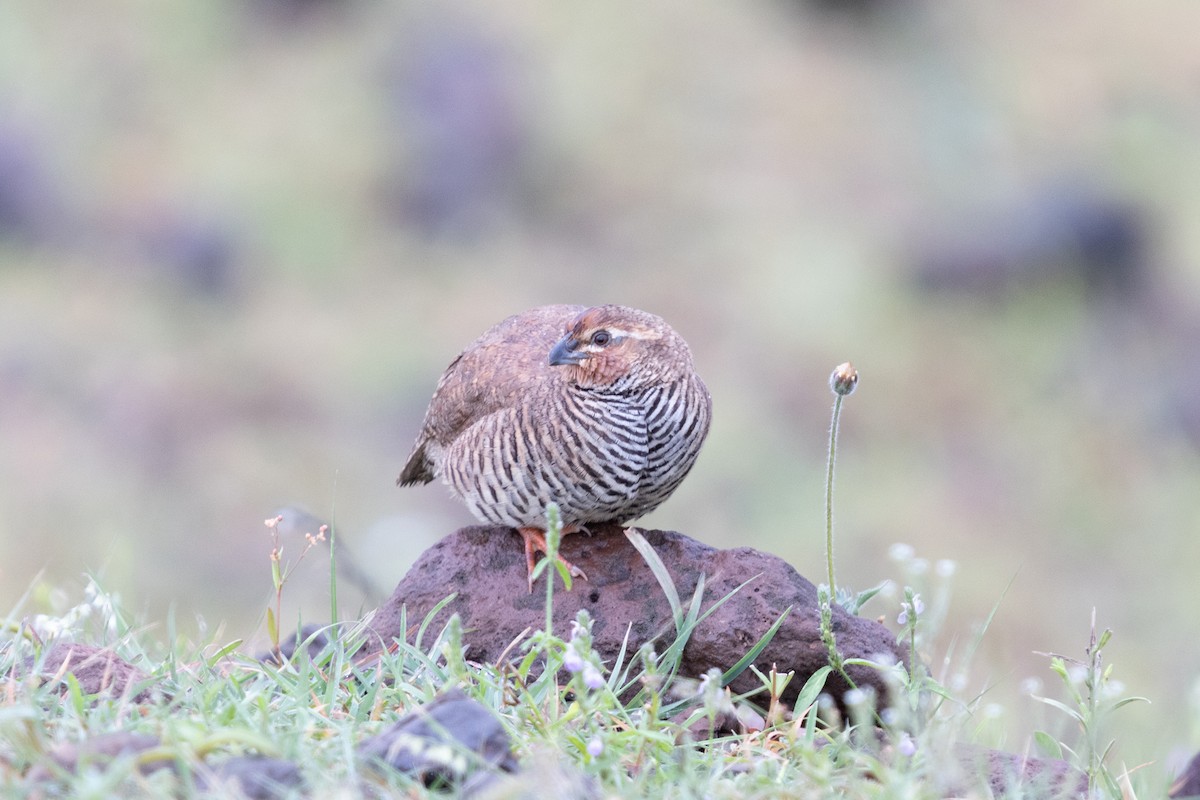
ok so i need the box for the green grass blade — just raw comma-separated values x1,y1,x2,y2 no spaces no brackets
793,665,833,716
625,529,682,631
414,593,458,651
1033,730,1063,759
720,605,791,687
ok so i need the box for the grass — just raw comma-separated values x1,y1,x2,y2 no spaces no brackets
0,554,1157,798
0,544,1161,796
0,370,1163,798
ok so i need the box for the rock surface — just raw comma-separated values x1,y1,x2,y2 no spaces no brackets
197,756,306,799
954,743,1088,798
34,643,156,702
30,731,168,782
364,525,906,708
31,731,305,799
358,689,518,790
1172,750,1200,798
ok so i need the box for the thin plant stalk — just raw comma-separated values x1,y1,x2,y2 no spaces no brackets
821,362,858,678
825,392,844,598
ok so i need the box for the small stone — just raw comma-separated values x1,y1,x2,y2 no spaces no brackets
30,731,167,782
197,756,305,800
358,689,517,787
1171,750,1200,798
31,643,157,703
255,623,338,664
954,743,1088,798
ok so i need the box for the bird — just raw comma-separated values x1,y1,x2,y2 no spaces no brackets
398,304,712,590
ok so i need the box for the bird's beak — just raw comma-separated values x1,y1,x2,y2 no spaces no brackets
549,335,587,366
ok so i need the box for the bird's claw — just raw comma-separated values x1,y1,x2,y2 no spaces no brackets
519,526,587,593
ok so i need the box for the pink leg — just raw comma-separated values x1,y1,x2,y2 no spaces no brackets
517,526,589,592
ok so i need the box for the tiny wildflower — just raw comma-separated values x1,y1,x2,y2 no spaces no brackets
896,733,917,758
888,543,915,562
874,651,900,669
829,362,859,396
897,593,924,625
586,737,604,757
935,559,957,578
265,515,283,530
582,664,605,691
563,649,585,674
697,668,723,702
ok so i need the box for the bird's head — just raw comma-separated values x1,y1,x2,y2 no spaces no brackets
548,305,689,390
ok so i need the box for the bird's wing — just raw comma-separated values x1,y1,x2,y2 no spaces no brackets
399,305,586,485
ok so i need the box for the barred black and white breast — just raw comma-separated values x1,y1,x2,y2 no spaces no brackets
398,304,711,585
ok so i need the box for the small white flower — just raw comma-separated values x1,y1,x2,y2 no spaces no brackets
582,665,605,690
896,733,917,757
935,559,957,578
888,543,915,562
562,650,585,674
586,736,604,757
844,688,867,707
870,651,898,668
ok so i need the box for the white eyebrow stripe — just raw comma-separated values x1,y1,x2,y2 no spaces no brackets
600,327,656,340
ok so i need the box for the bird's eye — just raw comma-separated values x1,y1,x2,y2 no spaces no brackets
590,330,612,347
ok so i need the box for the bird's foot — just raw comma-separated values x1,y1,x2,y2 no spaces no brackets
519,526,588,593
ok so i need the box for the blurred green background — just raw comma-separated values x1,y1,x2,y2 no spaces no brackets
2,0,1198,775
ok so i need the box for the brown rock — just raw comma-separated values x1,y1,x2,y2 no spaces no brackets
954,744,1088,798
364,525,905,708
32,731,167,780
35,643,156,703
32,732,304,799
196,756,305,799
1171,750,1200,798
357,688,518,788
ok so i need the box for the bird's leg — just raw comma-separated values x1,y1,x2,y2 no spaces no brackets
518,526,589,593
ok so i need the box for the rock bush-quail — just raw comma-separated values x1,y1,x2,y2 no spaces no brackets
399,304,711,589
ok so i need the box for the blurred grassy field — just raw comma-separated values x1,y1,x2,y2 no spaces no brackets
2,0,1198,774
